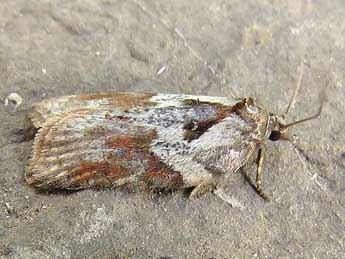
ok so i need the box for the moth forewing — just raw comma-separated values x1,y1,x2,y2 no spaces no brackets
27,93,244,192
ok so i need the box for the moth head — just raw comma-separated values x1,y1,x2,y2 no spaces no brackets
266,59,326,142
268,98,324,142
267,115,286,142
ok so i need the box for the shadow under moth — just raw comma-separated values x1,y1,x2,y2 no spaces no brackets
26,63,323,204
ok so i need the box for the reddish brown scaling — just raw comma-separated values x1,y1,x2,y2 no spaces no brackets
76,92,156,109
104,131,184,190
68,161,131,188
140,155,184,190
106,130,157,155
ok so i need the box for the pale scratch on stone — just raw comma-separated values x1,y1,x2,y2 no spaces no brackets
293,145,329,195
156,65,167,75
132,0,215,75
214,188,245,210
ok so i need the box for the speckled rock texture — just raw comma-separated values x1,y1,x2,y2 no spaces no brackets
0,0,344,258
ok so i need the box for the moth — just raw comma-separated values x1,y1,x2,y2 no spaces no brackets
26,65,322,202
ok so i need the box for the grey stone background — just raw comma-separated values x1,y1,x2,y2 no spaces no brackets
0,0,344,258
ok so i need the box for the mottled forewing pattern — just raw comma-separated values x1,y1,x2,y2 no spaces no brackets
27,93,258,191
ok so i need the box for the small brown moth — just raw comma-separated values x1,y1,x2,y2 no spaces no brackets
26,62,323,202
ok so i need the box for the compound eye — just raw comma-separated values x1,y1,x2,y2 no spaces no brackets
269,130,281,141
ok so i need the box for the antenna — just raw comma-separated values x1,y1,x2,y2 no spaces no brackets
282,91,325,129
285,59,305,115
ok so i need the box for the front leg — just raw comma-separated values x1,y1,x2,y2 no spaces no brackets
189,182,216,201
256,147,270,201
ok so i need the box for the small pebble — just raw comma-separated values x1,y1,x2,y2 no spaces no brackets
4,93,23,107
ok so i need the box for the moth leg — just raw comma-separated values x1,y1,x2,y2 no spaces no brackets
189,183,215,201
256,147,270,201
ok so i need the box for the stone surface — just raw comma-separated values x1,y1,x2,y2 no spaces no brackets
0,0,344,258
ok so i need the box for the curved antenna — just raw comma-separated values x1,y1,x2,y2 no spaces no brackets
282,92,325,129
285,59,305,115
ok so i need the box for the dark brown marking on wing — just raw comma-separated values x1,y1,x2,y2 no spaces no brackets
182,98,227,108
183,104,237,141
182,98,261,142
184,118,219,141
